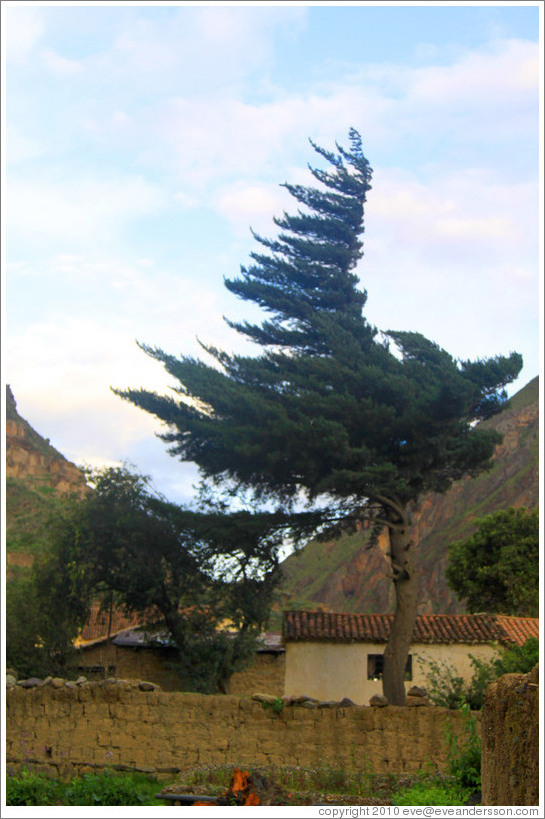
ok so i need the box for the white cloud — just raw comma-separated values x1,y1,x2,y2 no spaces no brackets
7,175,165,246
5,13,539,502
5,6,45,64
215,181,292,236
409,39,538,106
41,47,82,75
6,126,44,164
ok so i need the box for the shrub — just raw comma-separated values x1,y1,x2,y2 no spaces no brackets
444,703,481,791
394,781,471,806
421,638,539,710
6,769,64,806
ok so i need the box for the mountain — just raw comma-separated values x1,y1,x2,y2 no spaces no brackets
279,376,539,615
6,386,88,569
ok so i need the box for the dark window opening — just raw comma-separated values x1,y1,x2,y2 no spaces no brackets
367,654,412,681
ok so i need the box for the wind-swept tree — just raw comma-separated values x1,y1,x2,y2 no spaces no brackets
116,129,522,704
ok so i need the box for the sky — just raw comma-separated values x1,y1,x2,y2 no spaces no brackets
2,1,542,507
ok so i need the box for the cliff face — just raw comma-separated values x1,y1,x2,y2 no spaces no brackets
6,386,88,497
280,377,539,615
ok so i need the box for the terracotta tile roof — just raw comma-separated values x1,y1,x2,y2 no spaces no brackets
282,611,538,647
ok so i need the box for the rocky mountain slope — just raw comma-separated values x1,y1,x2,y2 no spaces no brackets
6,386,88,567
279,377,539,615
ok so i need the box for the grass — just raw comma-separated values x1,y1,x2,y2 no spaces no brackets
6,768,165,806
161,763,477,806
6,762,480,807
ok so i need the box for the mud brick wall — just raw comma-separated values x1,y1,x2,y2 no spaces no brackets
7,682,477,780
481,666,539,806
228,653,286,697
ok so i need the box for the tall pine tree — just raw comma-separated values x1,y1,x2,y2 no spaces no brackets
117,129,522,704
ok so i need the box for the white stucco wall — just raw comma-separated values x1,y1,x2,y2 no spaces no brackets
284,641,501,704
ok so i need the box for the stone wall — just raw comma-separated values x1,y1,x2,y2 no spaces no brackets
7,680,477,780
481,665,539,806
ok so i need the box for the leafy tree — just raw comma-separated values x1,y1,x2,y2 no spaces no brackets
446,507,538,617
6,561,86,678
116,129,522,703
39,466,289,693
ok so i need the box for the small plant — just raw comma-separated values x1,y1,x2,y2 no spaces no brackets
393,779,470,806
444,703,481,791
261,696,285,715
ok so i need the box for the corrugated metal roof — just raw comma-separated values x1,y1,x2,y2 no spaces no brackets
76,602,160,645
282,611,538,646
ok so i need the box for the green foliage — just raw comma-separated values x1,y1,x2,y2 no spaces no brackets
393,780,471,806
117,130,521,515
6,478,64,556
422,638,539,711
261,696,285,715
446,507,539,616
6,559,85,679
420,657,469,710
62,770,163,805
6,768,163,806
444,704,481,790
6,768,64,806
38,464,287,693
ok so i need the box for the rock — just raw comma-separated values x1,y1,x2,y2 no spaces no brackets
38,676,53,687
300,700,318,708
338,697,356,707
407,685,428,698
51,678,65,688
288,695,319,704
75,676,87,686
139,681,160,691
6,675,17,688
64,681,78,689
17,677,42,688
406,694,430,707
317,701,340,708
98,677,119,686
370,694,389,707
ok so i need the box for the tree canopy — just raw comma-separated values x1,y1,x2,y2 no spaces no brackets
116,129,522,703
446,506,538,617
11,466,290,691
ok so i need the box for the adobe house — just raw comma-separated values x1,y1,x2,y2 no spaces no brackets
283,610,538,704
74,602,285,694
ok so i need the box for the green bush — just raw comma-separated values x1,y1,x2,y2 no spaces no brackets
444,703,481,791
6,768,164,806
6,768,64,806
394,781,471,806
421,638,539,710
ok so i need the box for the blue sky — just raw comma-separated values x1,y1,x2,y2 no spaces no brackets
3,1,542,505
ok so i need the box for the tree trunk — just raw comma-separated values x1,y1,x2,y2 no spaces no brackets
382,515,419,706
